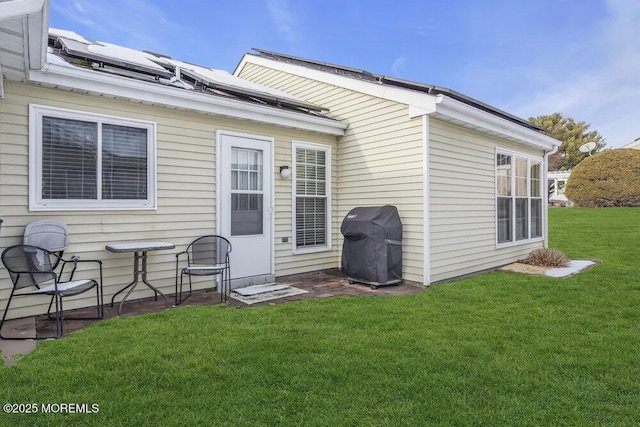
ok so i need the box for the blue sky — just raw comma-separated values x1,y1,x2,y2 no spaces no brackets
49,0,639,147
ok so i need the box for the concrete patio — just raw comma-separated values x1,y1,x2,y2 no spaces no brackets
1,269,426,365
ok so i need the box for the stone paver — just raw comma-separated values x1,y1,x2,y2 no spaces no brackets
1,269,426,364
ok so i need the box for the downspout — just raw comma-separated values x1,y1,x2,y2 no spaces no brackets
543,144,560,248
422,115,430,286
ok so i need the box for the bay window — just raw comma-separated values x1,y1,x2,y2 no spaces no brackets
496,150,543,245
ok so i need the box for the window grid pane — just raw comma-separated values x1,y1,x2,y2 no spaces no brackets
102,124,148,200
515,157,528,197
530,161,541,198
496,154,511,196
515,198,528,240
497,197,512,243
531,199,543,238
42,116,98,200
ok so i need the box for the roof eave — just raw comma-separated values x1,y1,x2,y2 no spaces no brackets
28,62,347,136
434,95,559,151
242,49,549,134
237,53,559,150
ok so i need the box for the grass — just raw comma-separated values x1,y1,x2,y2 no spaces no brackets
1,207,640,426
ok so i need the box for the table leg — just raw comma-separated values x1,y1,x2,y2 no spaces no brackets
112,251,169,315
110,253,139,308
141,251,169,308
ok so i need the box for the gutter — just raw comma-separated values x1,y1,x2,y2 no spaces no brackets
250,48,548,133
29,62,348,136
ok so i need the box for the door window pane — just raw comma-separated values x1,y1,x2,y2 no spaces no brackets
231,148,263,236
231,194,263,235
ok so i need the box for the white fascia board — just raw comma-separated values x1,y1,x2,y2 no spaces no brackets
0,0,44,20
28,62,347,136
236,54,438,116
433,95,559,151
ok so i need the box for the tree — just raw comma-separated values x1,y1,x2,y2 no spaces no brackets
528,113,606,171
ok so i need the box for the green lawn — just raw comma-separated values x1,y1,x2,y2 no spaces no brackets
1,208,639,426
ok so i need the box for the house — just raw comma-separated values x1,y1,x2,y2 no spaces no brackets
548,171,572,206
0,1,559,321
234,49,560,284
621,138,640,149
0,1,346,319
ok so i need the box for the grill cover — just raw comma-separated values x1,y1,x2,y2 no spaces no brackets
340,205,402,285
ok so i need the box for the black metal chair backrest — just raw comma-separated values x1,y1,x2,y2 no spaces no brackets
188,235,231,266
23,220,69,271
2,245,57,290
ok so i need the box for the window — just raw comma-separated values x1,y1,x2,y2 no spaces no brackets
496,150,543,245
231,148,263,236
293,142,331,251
29,105,156,210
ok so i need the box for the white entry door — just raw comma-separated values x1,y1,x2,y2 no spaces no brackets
218,131,273,286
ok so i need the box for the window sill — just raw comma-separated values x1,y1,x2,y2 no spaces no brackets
292,245,332,255
496,237,544,249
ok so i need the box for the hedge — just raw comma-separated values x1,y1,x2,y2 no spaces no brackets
565,149,640,207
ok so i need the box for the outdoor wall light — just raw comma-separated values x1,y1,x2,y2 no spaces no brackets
280,166,291,179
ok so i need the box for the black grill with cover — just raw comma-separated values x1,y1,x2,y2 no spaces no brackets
340,205,403,289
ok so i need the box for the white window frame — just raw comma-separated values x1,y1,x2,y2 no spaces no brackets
29,104,157,211
495,148,544,247
292,141,332,253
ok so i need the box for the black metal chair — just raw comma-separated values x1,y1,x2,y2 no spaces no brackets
175,235,232,305
0,245,104,339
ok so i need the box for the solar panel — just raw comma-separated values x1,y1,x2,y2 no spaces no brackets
48,29,327,114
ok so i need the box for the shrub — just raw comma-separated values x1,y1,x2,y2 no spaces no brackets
522,248,570,268
565,149,640,207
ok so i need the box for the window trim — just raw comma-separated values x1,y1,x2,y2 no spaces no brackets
29,104,157,211
291,141,332,254
495,148,544,247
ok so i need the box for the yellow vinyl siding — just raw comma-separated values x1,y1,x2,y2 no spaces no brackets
429,118,544,282
238,63,426,283
0,81,337,319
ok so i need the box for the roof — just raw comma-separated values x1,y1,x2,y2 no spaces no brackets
47,30,329,117
0,2,346,136
248,48,547,133
621,138,640,149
